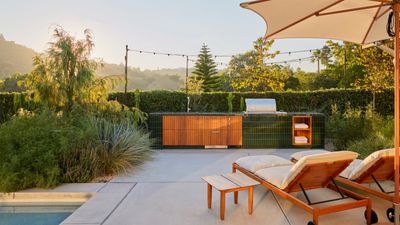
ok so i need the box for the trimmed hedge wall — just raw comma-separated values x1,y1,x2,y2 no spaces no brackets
109,89,394,116
0,89,394,123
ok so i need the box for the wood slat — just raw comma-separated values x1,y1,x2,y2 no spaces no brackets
201,175,239,191
222,173,259,187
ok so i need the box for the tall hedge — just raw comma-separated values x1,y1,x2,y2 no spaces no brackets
109,89,394,116
0,89,394,123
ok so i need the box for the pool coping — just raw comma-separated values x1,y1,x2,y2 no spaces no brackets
0,192,94,204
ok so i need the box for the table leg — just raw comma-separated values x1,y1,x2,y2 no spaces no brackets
248,186,254,215
220,191,225,220
234,191,238,204
207,184,212,209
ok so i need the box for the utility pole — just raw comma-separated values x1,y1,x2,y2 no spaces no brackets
343,45,347,80
124,45,129,94
186,55,190,112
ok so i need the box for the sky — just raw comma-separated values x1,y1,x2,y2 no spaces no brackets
0,0,329,71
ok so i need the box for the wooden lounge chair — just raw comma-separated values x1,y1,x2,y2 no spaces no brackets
233,151,375,225
291,149,396,222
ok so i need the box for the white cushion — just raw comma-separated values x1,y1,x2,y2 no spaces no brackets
339,159,362,179
291,150,330,161
280,151,358,189
235,155,293,173
348,149,394,180
295,123,309,129
255,166,292,188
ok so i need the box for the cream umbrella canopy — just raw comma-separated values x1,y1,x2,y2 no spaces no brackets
241,0,400,224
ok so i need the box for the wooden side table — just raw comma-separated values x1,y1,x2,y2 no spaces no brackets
201,173,260,220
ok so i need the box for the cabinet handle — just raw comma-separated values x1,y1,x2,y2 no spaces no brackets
211,130,221,134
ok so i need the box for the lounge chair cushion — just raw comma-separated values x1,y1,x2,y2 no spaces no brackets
281,151,358,189
255,166,292,188
348,148,394,180
339,159,362,179
235,155,293,173
291,150,330,161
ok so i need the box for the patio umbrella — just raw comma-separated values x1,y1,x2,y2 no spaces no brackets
240,0,400,223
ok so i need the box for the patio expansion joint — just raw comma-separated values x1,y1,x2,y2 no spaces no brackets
99,182,137,225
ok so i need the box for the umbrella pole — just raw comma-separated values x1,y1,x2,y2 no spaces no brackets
395,3,400,225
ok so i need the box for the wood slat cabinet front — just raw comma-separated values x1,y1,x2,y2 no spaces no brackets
162,115,242,147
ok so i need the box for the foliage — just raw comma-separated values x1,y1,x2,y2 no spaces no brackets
228,38,291,92
25,28,99,112
108,88,395,115
89,117,153,176
184,76,204,93
326,104,394,158
227,93,234,113
239,97,245,112
132,89,148,127
326,104,370,150
192,44,220,92
0,73,27,92
310,46,331,74
0,111,75,192
347,113,393,159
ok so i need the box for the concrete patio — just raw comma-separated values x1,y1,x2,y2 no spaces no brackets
59,149,393,225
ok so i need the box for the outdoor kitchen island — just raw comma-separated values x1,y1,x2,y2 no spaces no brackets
148,112,324,149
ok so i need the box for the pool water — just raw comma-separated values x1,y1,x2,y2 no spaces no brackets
0,203,81,225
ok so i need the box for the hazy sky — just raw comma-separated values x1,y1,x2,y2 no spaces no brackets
0,0,328,71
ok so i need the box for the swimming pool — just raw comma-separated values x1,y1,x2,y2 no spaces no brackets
0,203,81,225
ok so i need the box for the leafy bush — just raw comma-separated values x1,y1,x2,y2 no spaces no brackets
326,104,394,158
347,113,393,158
326,103,370,150
0,111,74,192
0,107,154,191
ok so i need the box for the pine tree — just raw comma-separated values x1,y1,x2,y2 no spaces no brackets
192,44,220,92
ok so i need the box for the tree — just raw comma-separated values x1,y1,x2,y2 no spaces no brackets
352,46,393,109
192,44,220,92
228,38,289,92
310,46,331,74
25,28,119,112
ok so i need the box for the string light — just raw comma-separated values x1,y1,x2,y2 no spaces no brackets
129,48,316,67
129,48,323,58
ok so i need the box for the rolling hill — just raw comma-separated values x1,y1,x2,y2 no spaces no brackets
0,34,189,90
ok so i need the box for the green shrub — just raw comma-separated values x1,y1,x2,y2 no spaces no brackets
326,103,370,150
0,111,71,192
227,93,234,113
347,113,394,158
326,103,394,158
90,117,153,176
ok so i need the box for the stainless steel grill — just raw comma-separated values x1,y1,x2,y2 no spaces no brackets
245,98,286,114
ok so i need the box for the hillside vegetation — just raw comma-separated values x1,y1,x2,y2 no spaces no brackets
0,34,187,90
0,34,36,77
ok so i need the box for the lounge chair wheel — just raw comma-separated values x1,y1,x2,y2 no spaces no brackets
307,221,315,225
365,210,378,224
387,207,395,223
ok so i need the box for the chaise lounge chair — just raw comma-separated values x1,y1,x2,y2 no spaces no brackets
233,151,375,225
292,149,396,222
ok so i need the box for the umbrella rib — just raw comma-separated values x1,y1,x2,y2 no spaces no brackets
376,7,391,20
266,0,344,39
316,3,391,16
362,3,384,44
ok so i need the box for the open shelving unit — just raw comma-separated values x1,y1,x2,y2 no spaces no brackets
292,116,312,146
